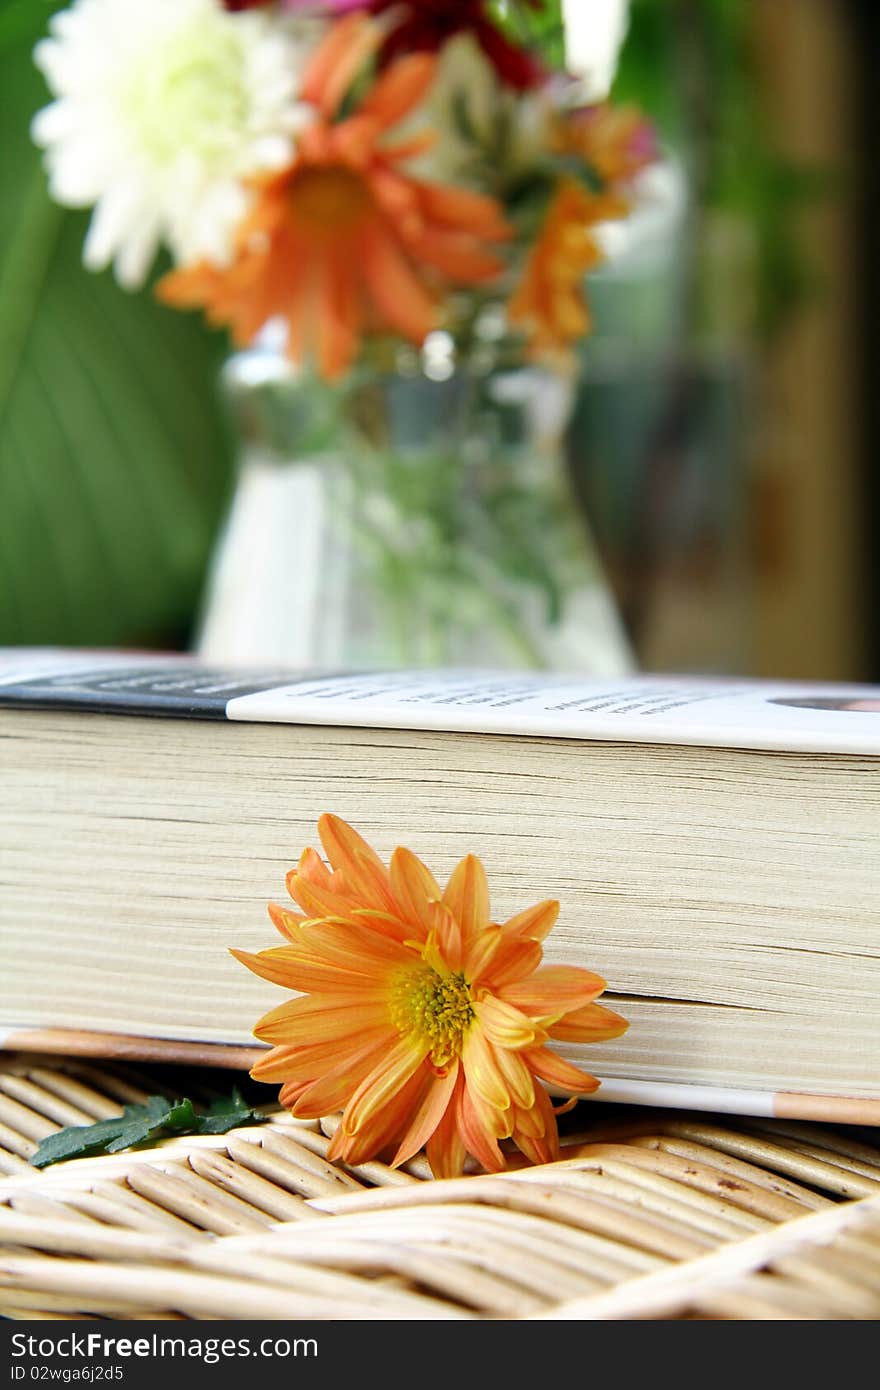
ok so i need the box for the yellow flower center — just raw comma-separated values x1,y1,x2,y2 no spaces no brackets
390,966,474,1068
291,167,371,233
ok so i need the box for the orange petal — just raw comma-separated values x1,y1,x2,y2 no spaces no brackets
500,964,607,1019
300,13,380,118
317,811,387,875
348,907,415,943
501,900,559,943
381,133,438,163
291,1033,396,1120
251,1030,389,1083
231,944,384,995
457,1076,506,1172
511,1128,559,1168
359,52,437,132
489,1042,535,1110
253,994,390,1045
442,854,489,949
472,995,538,1050
521,1046,600,1096
425,1072,468,1178
511,1084,560,1166
553,1096,579,1117
389,846,441,935
315,245,362,381
330,1062,429,1165
282,275,312,368
390,1061,459,1168
464,929,542,991
417,181,511,239
461,1026,511,1114
461,924,503,984
547,1001,630,1044
409,226,504,284
481,938,544,992
317,814,396,913
249,1045,303,1083
285,872,360,921
278,1079,312,1110
509,1094,548,1141
267,903,305,940
156,261,220,310
291,919,415,975
294,846,333,890
229,946,303,991
342,1033,431,1137
424,900,463,971
330,113,380,170
361,220,437,343
368,167,424,240
297,122,335,164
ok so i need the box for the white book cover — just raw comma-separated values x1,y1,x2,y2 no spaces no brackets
1,649,880,756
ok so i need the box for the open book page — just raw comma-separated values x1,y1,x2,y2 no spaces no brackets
1,651,880,755
229,671,880,755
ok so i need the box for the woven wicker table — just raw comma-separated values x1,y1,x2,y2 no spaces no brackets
1,1054,879,1320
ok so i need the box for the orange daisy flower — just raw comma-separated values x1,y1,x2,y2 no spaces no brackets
508,178,629,357
157,16,510,379
508,102,656,359
233,814,628,1178
561,103,658,186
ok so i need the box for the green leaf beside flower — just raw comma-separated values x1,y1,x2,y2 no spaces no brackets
29,1089,262,1168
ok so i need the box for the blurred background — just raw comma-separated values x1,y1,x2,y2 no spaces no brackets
1,0,876,681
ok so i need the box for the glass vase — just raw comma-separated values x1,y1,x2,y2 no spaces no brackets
197,334,633,674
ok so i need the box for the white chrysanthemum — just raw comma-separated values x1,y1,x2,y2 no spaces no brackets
32,0,317,287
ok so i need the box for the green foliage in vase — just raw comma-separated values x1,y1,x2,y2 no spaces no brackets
489,0,566,70
249,364,596,668
344,448,574,667
0,3,233,648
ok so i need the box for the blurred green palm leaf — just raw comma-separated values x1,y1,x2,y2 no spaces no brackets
0,5,233,648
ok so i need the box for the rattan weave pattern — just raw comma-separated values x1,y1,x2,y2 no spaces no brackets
1,1055,879,1320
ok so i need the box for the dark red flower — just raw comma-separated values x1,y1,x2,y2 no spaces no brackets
371,0,543,90
222,1,542,90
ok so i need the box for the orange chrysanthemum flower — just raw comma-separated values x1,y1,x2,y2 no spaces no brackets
508,179,628,357
561,103,658,186
158,16,510,379
233,814,628,1178
508,103,655,359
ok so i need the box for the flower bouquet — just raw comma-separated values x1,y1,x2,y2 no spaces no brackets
33,0,657,669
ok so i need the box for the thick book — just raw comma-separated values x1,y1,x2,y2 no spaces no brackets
2,649,879,1125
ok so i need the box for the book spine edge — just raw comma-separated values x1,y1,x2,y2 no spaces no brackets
3,1029,879,1126
0,1027,262,1071
772,1090,880,1126
594,1077,880,1126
